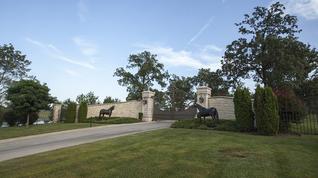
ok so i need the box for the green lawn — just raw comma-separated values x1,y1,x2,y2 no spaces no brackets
0,117,140,140
0,123,102,140
0,129,317,178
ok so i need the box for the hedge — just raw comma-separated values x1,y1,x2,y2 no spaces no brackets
65,103,77,123
233,87,254,131
78,102,88,123
254,86,279,135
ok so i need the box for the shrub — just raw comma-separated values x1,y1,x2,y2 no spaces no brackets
65,103,77,123
171,119,239,132
254,86,279,135
138,112,143,120
3,110,38,126
78,102,88,123
234,87,254,131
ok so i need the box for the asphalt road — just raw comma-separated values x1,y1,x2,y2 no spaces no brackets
0,121,172,162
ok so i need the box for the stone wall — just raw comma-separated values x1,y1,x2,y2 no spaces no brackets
87,100,142,119
208,96,235,120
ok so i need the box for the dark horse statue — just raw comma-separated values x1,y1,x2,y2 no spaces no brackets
99,106,115,119
194,103,219,121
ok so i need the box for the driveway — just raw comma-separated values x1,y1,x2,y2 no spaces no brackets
0,121,172,162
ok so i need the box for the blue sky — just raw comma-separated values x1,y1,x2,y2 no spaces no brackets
1,0,318,101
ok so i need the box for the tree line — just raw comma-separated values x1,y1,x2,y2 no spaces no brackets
0,2,317,126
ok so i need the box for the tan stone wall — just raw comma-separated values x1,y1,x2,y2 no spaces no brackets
208,96,235,120
87,100,142,119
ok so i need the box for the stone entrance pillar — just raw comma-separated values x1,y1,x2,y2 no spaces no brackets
141,90,155,122
52,104,62,123
196,85,212,108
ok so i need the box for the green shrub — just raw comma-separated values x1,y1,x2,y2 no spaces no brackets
65,103,77,123
78,102,88,123
171,119,239,132
254,86,279,135
86,117,140,124
138,112,143,120
3,110,38,126
234,87,254,131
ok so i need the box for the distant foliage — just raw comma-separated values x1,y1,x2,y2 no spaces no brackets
103,96,120,104
3,110,38,126
233,87,254,131
78,102,88,123
65,103,77,123
254,86,279,135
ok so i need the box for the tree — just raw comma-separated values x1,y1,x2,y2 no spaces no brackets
6,80,54,127
78,102,88,123
233,87,254,131
166,75,195,111
76,91,99,105
114,51,169,100
192,68,230,95
103,96,120,104
65,102,77,123
254,86,279,135
0,44,32,104
221,2,318,89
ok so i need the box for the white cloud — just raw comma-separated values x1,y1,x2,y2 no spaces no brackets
73,36,98,56
281,0,318,20
202,44,223,52
26,37,95,69
136,44,222,71
77,0,88,22
187,16,214,46
64,69,80,76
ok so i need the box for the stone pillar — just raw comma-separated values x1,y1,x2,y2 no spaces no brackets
196,85,212,108
141,90,155,122
52,104,62,123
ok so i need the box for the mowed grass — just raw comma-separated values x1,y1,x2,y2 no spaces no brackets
0,123,102,140
0,117,140,140
0,129,317,178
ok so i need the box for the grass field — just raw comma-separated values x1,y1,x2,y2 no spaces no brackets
0,123,102,140
0,129,317,178
0,117,140,140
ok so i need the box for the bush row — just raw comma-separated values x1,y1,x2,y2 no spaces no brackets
233,86,280,135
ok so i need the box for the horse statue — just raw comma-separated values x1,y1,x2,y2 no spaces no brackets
194,103,219,121
99,106,115,119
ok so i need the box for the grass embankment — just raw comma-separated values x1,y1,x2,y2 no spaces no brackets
0,129,317,178
0,117,141,140
0,123,101,140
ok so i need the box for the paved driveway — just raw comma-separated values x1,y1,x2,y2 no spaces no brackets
0,121,172,162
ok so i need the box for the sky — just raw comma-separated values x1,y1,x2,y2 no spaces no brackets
1,0,318,102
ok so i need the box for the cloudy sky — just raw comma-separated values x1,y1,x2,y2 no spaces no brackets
1,0,318,101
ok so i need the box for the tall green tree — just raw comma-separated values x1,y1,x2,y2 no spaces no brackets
76,91,99,105
166,75,195,111
114,51,169,100
6,80,54,127
192,68,230,95
221,2,318,89
0,44,31,104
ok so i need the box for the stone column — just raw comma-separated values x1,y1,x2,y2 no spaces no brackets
196,85,212,108
52,104,62,123
141,90,155,122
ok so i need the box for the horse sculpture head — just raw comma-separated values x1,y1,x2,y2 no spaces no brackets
109,106,115,111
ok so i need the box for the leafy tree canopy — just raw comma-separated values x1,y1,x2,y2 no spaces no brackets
6,79,54,126
114,51,169,101
76,91,99,105
221,2,318,89
0,44,31,104
192,68,230,96
165,75,195,111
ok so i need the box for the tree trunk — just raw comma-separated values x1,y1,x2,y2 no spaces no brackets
26,113,30,128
